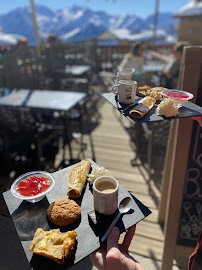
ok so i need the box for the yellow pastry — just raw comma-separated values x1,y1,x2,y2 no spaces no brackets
146,90,162,101
29,228,77,265
129,96,156,119
67,160,92,198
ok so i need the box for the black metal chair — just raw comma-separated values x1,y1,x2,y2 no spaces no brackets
0,106,67,176
129,120,171,183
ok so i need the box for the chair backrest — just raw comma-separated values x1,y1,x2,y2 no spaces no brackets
0,107,37,140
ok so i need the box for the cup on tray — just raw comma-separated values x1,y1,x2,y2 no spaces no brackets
111,80,137,104
93,176,119,215
115,68,135,83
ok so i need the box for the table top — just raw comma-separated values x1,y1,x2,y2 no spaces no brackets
3,159,151,269
103,92,202,123
27,90,86,111
65,65,91,75
0,89,86,112
0,89,30,106
56,65,91,76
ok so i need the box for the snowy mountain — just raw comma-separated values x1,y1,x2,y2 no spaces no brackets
0,5,178,44
145,12,179,35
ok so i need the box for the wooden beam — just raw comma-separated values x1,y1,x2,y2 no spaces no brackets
161,118,193,270
160,46,202,270
158,119,177,224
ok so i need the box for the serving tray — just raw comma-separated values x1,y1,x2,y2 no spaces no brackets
103,93,202,123
3,159,151,269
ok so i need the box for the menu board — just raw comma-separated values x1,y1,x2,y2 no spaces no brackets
177,64,202,246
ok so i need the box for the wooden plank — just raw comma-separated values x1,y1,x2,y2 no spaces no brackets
75,144,135,160
161,46,202,270
162,118,193,270
158,119,177,224
135,219,164,241
128,234,163,260
144,208,159,223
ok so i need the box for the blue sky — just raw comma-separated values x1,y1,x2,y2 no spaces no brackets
1,0,190,17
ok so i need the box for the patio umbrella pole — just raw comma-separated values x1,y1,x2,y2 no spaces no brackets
153,0,160,48
30,0,41,57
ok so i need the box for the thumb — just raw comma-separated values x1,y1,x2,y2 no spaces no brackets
107,227,120,253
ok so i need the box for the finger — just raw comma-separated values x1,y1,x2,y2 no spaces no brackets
107,226,120,253
90,248,106,270
121,224,136,252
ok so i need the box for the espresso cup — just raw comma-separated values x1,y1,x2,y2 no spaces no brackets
115,68,135,83
111,80,137,104
93,176,119,215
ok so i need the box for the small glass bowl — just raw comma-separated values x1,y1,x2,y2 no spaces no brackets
11,171,55,203
161,90,194,108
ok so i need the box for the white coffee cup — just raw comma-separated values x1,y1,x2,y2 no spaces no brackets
93,176,119,215
111,80,137,104
116,68,135,83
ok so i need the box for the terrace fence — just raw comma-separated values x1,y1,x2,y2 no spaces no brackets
0,41,131,90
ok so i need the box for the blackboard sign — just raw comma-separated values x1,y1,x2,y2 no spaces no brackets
177,64,202,246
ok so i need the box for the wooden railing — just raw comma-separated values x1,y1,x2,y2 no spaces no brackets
0,42,132,89
96,44,129,72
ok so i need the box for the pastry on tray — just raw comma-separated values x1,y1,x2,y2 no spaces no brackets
47,198,81,226
151,87,167,92
129,96,156,119
67,160,92,198
30,228,77,265
137,85,152,96
137,85,166,100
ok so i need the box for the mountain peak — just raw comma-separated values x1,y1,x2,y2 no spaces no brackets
0,5,176,44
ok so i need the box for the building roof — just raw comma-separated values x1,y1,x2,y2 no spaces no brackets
0,32,27,46
108,28,167,42
97,30,119,41
174,0,202,17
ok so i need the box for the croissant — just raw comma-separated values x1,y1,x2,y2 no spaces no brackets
67,160,92,198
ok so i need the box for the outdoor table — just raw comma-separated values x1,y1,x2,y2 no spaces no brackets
0,89,87,166
0,89,30,106
27,90,87,164
0,89,86,110
26,90,86,111
54,65,91,81
63,65,91,76
53,65,91,90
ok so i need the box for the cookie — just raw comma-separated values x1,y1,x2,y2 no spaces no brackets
47,198,81,226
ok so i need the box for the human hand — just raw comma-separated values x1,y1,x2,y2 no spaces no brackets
90,225,145,270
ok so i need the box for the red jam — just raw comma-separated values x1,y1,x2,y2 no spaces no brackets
165,92,189,99
16,175,50,196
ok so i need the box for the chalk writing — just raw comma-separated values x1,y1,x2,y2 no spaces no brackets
178,122,202,246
